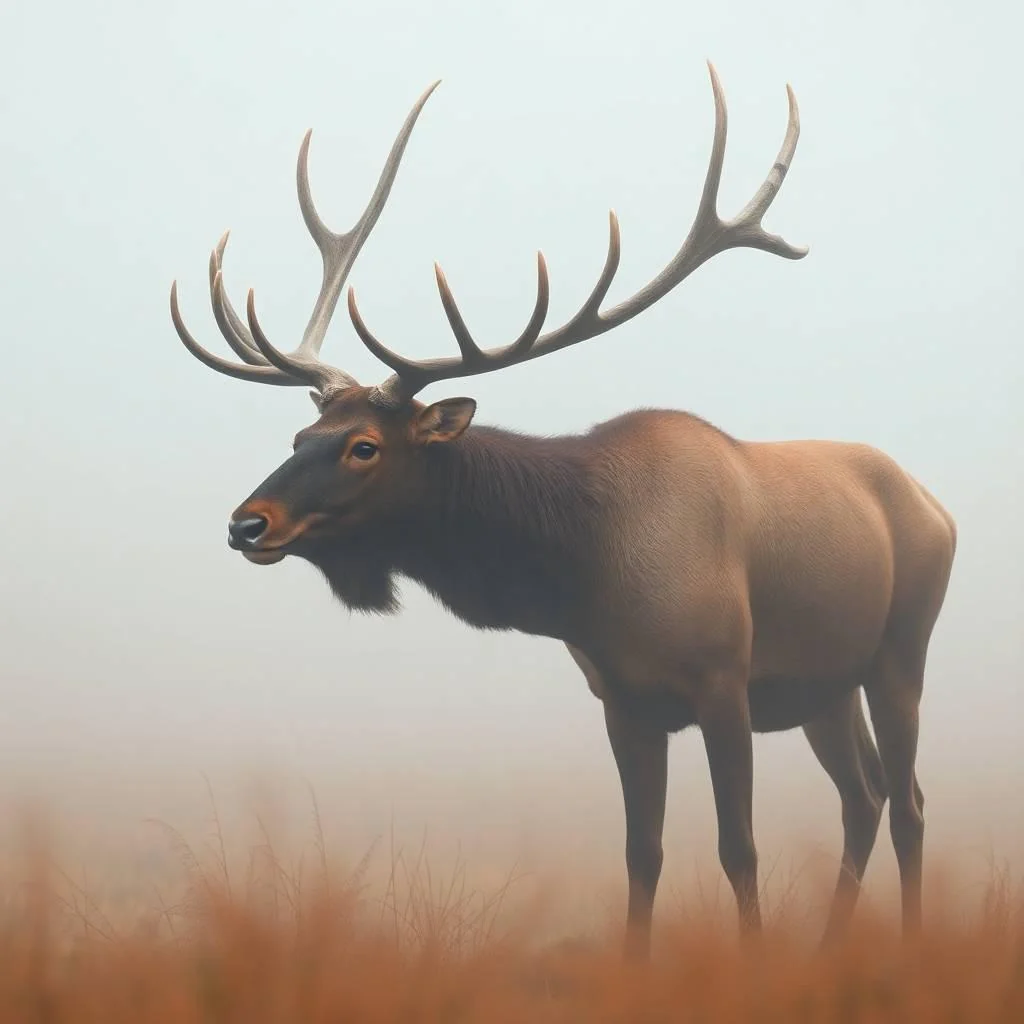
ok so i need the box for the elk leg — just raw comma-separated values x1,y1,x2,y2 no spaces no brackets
696,678,762,933
863,648,926,935
803,689,886,945
603,699,668,961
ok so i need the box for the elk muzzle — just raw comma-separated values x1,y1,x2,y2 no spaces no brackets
228,516,270,547
227,500,292,565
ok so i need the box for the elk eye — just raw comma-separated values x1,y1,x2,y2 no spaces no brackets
350,441,378,461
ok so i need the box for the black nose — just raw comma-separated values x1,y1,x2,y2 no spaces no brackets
227,515,269,549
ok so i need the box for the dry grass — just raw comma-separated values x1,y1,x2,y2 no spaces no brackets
1,800,1022,1023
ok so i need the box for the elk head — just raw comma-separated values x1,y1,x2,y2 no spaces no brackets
169,65,807,596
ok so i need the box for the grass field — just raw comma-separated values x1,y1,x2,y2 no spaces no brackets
2,798,1021,1024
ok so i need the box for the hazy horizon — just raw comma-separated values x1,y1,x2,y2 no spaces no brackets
1,0,1021,916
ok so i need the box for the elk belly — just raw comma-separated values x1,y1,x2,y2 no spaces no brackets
746,672,861,733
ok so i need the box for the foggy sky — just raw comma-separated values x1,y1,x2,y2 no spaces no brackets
1,0,1021,882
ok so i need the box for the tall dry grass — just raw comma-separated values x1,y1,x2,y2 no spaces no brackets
1,799,1021,1023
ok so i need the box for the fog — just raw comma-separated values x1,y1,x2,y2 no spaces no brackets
1,0,1021,908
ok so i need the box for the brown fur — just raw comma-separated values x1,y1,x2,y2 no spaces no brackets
170,68,950,960
226,389,956,956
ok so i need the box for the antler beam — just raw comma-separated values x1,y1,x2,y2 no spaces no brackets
170,64,807,408
169,81,441,397
355,62,806,407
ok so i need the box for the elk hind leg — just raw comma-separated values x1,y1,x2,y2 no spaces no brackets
803,688,886,945
864,645,927,935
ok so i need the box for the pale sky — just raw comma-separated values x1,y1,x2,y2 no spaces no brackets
1,0,1021,895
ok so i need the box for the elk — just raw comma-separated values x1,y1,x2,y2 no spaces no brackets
169,65,956,958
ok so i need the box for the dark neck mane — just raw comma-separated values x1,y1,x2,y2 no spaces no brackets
311,425,606,639
426,425,601,546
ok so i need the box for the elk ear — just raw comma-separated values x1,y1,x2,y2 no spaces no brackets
412,397,477,445
309,390,327,413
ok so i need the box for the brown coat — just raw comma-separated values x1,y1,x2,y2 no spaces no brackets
169,68,957,957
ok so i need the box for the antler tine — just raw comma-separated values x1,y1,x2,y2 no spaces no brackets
506,252,552,356
432,252,552,365
725,82,806,258
245,287,358,394
171,83,439,394
171,233,300,385
357,63,807,406
594,62,806,323
289,80,442,363
352,251,551,406
559,211,622,333
434,263,487,364
174,68,805,403
207,232,270,366
169,282,305,387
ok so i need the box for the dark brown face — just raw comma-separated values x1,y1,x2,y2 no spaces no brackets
226,388,476,566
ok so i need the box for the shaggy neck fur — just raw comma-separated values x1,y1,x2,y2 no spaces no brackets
308,425,607,639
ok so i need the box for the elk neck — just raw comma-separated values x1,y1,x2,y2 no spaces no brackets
402,424,608,636
316,423,608,639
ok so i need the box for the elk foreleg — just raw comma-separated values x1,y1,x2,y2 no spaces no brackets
603,699,668,962
695,674,762,933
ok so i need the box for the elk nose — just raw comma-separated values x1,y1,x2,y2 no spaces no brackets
227,515,269,549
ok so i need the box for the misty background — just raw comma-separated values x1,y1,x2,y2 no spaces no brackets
1,1,1021,908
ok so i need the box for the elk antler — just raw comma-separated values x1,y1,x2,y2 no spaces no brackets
355,62,807,407
169,81,441,399
171,64,807,408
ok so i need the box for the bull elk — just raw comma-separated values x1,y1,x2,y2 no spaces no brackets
169,65,957,958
